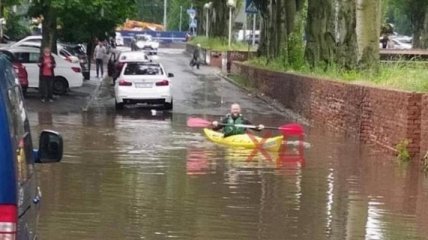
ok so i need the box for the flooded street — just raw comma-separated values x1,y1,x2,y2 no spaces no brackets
27,49,428,240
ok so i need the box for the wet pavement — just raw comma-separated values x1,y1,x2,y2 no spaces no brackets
25,48,428,240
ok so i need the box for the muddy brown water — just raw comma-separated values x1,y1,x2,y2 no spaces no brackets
26,49,428,240
28,110,428,240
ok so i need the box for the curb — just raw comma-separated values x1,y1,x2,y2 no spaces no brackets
218,73,310,125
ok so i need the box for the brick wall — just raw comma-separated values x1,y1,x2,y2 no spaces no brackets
231,62,426,160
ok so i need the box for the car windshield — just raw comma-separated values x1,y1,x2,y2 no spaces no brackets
64,46,85,56
124,63,163,75
135,35,152,41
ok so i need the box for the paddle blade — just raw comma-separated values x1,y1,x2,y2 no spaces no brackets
187,117,212,128
279,123,304,136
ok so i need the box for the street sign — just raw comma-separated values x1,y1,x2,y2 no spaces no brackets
245,0,258,14
187,8,196,19
189,19,197,28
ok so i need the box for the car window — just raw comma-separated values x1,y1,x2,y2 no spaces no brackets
3,82,34,185
29,52,40,63
0,51,16,62
124,63,163,75
59,49,70,57
15,52,30,63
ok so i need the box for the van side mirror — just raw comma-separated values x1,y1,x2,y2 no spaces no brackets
168,73,174,78
37,130,63,163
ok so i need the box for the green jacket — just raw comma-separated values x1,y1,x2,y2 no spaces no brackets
213,114,252,137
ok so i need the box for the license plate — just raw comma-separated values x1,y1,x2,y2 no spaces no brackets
135,82,152,88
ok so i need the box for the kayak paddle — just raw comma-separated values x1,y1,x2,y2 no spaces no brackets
187,117,304,136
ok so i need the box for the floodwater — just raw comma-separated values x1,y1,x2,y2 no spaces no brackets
30,110,428,240
29,49,428,240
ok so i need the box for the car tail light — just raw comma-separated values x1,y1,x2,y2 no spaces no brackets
0,204,17,240
155,80,169,86
118,79,132,86
71,67,81,73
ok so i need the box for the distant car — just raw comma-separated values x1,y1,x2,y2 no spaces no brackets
390,39,412,49
62,44,90,80
0,54,63,240
114,61,174,110
131,34,159,55
109,51,149,80
0,49,29,95
10,41,80,63
9,47,83,95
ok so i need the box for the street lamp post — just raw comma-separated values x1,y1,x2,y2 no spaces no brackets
204,2,212,38
179,6,183,32
226,0,236,48
163,0,167,30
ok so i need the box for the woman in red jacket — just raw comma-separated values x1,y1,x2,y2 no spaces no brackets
38,47,56,102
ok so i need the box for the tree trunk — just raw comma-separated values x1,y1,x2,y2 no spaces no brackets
356,0,380,70
210,1,228,38
420,7,428,49
305,0,336,69
41,0,57,54
335,0,358,69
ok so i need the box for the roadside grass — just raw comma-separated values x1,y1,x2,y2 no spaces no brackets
248,57,428,92
227,74,256,90
190,36,256,52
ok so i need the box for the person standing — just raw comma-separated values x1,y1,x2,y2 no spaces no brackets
38,47,56,103
94,41,106,78
191,43,201,69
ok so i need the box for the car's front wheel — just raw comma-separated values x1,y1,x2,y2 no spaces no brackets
53,77,68,95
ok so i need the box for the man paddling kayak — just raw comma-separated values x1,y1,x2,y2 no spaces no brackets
212,103,264,137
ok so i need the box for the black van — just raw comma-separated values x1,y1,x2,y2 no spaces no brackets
0,54,63,239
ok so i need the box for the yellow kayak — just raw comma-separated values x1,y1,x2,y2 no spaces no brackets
203,128,283,151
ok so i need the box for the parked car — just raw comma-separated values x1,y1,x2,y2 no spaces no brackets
10,41,80,63
62,43,90,80
130,34,159,55
0,54,63,240
0,49,29,95
114,61,174,110
9,47,83,95
109,51,149,80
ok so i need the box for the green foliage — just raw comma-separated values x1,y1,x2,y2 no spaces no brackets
190,36,254,51
395,139,411,162
228,74,255,90
27,0,137,43
4,12,31,40
247,57,428,92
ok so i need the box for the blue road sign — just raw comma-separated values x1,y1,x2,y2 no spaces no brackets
190,19,197,28
187,8,196,19
245,0,258,14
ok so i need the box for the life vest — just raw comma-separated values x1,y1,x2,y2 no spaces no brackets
223,114,245,137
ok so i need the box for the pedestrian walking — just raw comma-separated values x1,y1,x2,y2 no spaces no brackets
94,41,107,78
190,43,201,69
38,47,56,103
